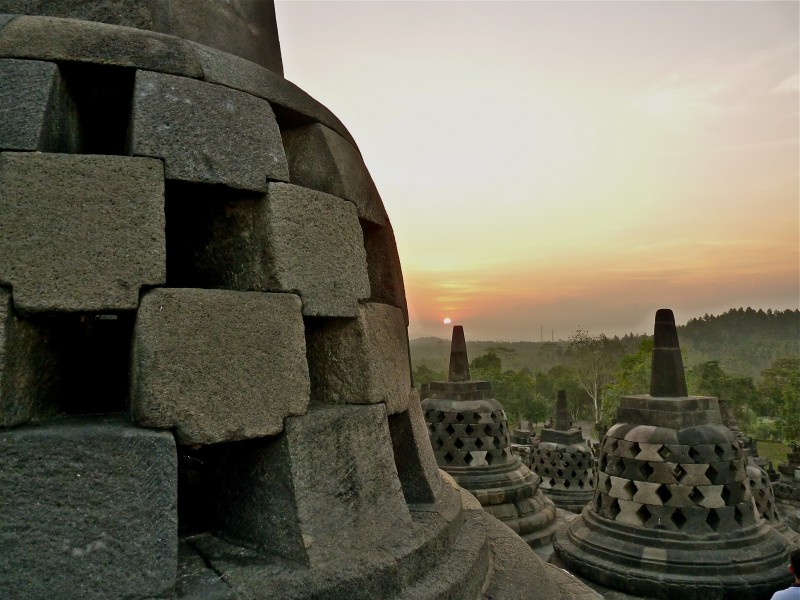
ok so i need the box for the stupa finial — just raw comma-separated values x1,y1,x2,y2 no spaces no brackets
554,390,570,430
649,308,687,397
448,326,471,382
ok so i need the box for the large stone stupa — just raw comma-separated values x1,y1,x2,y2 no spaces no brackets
0,3,598,598
554,309,791,600
422,326,559,548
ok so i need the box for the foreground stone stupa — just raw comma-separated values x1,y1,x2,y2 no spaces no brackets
422,326,559,548
554,309,790,599
532,390,596,513
0,3,598,598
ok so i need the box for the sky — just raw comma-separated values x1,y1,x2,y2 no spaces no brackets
275,1,799,341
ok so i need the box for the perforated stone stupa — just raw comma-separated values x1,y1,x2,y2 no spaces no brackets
422,326,559,548
0,3,599,598
532,390,595,513
554,309,791,599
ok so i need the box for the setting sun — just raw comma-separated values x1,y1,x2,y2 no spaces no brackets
443,317,452,324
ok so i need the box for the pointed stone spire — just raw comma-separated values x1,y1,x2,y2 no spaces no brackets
554,390,570,431
649,308,687,397
448,325,471,382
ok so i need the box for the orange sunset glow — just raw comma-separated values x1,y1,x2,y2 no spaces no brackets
276,1,800,340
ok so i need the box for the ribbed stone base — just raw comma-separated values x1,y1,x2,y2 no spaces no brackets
555,504,791,600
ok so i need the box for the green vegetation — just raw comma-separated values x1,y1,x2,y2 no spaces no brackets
411,308,800,448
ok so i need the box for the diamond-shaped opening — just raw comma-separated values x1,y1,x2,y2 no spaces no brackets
577,479,585,489
484,424,493,436
721,485,732,504
473,412,482,421
498,422,505,433
673,464,686,482
556,468,564,477
609,498,621,519
465,424,474,435
434,438,444,450
603,477,613,494
599,455,608,471
549,478,556,487
445,424,455,436
671,508,688,529
706,508,720,531
571,470,578,478
434,411,446,423
564,479,571,488
610,440,619,454
475,438,485,449
714,444,726,460
463,452,473,465
493,436,502,448
688,447,701,462
456,412,464,422
705,464,718,483
623,480,637,498
639,462,655,478
636,504,651,525
690,487,704,505
443,452,454,464
657,445,671,460
486,451,495,465
630,442,641,457
656,484,672,504
734,506,744,525
454,438,464,449
612,457,626,476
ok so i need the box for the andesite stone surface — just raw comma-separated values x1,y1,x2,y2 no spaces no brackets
264,182,370,316
132,70,289,191
0,152,166,313
305,302,412,414
131,288,310,445
0,416,177,599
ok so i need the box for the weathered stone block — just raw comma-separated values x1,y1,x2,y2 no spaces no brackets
0,152,166,313
132,70,288,191
387,390,443,503
265,183,370,316
0,0,283,75
0,58,79,151
216,403,411,566
190,41,355,146
0,416,177,599
0,288,64,426
306,302,412,414
362,216,409,323
0,14,202,76
131,288,310,445
282,123,384,225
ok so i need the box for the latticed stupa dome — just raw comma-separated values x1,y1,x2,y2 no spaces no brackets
0,2,599,598
531,390,596,513
554,309,791,600
422,326,559,548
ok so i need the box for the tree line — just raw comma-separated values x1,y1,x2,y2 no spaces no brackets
412,308,800,444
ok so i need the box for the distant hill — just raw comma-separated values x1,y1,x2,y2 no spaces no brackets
411,308,800,379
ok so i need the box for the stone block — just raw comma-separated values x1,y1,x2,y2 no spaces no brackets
132,70,288,191
306,302,412,414
387,390,443,503
282,123,384,225
0,152,166,313
0,416,177,599
130,288,310,445
215,403,411,566
264,183,369,316
189,41,355,146
0,58,79,151
0,288,64,426
0,14,202,76
362,216,409,323
0,0,283,75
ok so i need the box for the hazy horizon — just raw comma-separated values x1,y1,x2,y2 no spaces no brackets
276,1,800,341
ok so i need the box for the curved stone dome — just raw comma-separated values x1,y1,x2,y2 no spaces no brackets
0,3,598,598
